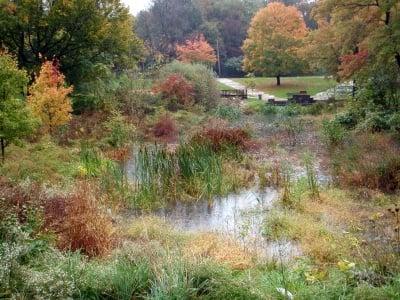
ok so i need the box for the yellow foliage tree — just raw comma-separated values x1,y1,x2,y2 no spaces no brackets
242,2,308,86
28,61,73,134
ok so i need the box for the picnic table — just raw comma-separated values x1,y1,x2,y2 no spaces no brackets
287,91,315,105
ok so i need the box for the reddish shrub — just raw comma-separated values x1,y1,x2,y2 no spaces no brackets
333,133,400,192
192,126,256,152
44,183,115,257
152,115,178,142
0,177,40,223
153,74,194,106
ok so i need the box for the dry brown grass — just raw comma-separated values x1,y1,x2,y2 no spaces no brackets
44,182,116,257
184,233,254,270
124,217,254,270
104,146,131,161
125,216,186,246
333,133,400,192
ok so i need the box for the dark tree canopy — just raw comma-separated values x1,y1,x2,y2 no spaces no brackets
0,0,144,84
136,0,203,57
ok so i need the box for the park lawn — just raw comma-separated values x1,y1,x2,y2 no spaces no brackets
232,76,336,98
217,81,234,90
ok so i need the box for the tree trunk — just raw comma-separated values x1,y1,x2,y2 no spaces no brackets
1,138,5,163
276,75,281,86
395,52,400,71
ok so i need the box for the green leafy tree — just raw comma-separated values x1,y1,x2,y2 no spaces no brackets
0,52,36,162
136,0,203,57
0,0,144,84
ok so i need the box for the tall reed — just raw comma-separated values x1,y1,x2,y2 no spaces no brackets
303,153,320,200
132,142,223,207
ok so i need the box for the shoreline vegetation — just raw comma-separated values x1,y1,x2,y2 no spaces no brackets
1,0,400,299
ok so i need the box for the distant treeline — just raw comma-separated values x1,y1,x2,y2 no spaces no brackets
136,0,317,77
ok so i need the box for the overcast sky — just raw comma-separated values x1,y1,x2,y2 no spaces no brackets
121,0,152,15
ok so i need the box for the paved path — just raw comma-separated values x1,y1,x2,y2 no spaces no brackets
217,78,285,101
218,78,354,102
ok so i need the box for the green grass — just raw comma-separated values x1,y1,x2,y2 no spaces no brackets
0,137,79,183
217,81,234,90
232,76,336,98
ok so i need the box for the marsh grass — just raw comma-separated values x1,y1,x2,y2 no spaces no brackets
303,153,320,200
79,143,132,204
214,105,242,121
280,164,294,208
132,143,224,207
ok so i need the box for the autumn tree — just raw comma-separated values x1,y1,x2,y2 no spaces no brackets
28,61,73,134
136,0,265,76
306,0,400,131
242,2,308,86
309,0,400,80
0,52,36,162
176,34,217,66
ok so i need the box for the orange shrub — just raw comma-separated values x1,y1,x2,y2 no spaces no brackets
153,74,194,107
44,184,115,257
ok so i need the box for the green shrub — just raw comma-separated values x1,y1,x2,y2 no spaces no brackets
321,119,347,147
335,111,359,129
73,63,121,113
159,61,219,109
280,104,302,117
103,110,135,148
214,105,242,121
356,112,391,132
303,103,324,115
261,104,279,115
244,99,266,114
388,112,400,133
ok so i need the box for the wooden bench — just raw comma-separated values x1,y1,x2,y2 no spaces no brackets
220,89,247,99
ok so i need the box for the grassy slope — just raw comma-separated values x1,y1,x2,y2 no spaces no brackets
232,76,336,98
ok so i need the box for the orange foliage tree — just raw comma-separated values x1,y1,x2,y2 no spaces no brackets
176,34,217,66
242,2,308,86
28,61,73,134
338,50,369,80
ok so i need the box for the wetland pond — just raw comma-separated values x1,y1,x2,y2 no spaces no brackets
123,152,330,260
